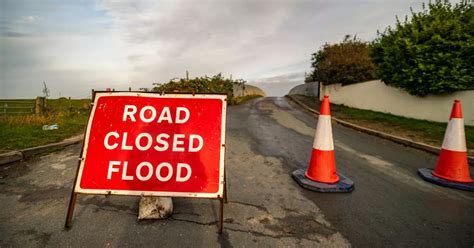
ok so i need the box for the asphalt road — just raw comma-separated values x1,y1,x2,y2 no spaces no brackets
1,97,473,247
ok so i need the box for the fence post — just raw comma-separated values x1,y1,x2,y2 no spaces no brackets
35,97,45,115
91,89,95,102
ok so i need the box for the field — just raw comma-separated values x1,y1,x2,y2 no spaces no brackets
0,95,262,152
0,98,91,152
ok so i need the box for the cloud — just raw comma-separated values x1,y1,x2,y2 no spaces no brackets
0,15,42,38
1,0,424,98
96,0,424,79
19,15,42,23
0,31,28,37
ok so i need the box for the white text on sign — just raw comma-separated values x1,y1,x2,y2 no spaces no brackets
104,105,202,183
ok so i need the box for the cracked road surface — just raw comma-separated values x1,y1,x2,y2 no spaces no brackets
1,97,473,247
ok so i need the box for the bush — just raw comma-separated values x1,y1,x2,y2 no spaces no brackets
306,35,376,85
370,0,474,96
152,74,245,103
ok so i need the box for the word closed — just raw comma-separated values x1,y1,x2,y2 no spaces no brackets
75,93,227,198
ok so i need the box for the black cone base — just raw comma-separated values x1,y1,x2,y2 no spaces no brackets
418,168,474,192
292,169,354,193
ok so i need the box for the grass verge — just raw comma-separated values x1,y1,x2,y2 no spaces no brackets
0,99,90,152
331,104,474,150
291,95,474,152
230,95,263,105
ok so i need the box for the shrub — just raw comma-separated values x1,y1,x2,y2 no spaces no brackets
306,35,376,85
152,73,245,103
370,0,474,96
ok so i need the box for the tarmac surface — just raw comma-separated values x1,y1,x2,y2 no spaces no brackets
1,97,473,247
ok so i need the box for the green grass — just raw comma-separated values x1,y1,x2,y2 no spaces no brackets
45,98,92,112
230,95,263,105
330,104,474,150
0,94,262,152
0,98,91,152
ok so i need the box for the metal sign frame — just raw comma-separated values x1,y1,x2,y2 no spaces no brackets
65,91,228,233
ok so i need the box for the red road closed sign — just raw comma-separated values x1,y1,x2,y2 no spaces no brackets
75,92,227,198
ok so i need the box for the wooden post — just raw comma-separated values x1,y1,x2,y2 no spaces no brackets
35,97,44,115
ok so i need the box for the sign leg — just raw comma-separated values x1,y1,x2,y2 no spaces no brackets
219,197,224,234
65,157,83,229
65,192,78,228
224,170,228,204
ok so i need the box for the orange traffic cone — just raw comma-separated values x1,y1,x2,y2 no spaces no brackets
418,100,474,191
292,96,354,192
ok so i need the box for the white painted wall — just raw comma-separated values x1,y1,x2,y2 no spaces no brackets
318,80,474,126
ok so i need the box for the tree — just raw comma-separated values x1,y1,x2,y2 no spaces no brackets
370,0,474,96
306,35,376,85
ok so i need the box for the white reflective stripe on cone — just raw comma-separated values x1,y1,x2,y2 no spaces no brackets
313,115,334,151
442,118,467,152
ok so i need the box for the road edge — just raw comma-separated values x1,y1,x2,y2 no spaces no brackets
0,135,83,165
285,95,474,166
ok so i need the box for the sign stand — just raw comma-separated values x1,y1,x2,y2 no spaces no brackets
65,173,228,233
218,168,228,233
65,192,77,228
64,180,227,234
65,120,88,229
65,91,228,234
219,197,224,233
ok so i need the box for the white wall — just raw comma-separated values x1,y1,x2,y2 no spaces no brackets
233,82,245,97
319,80,474,125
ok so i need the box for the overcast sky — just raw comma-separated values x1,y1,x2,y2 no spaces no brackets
0,0,424,98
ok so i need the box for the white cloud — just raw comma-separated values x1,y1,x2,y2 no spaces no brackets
1,0,424,98
19,15,42,23
249,71,306,96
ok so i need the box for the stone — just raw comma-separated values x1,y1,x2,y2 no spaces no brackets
138,196,173,220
